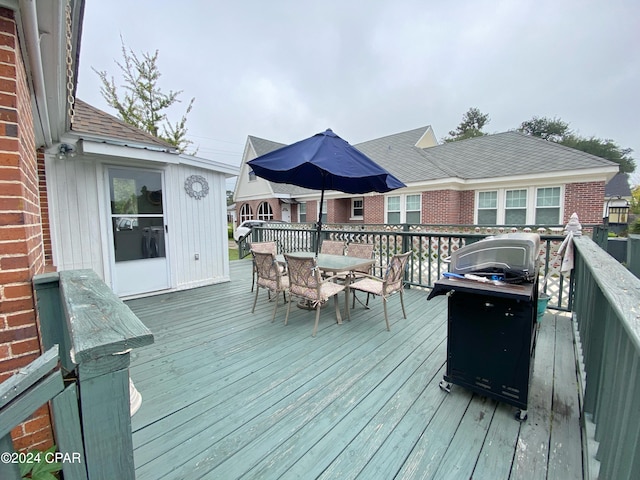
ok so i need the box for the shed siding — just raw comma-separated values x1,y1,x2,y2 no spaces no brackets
166,164,230,290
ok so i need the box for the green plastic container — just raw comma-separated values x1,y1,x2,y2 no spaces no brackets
537,293,551,321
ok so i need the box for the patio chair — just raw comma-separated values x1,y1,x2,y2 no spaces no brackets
320,240,346,255
284,254,346,337
350,251,412,331
345,242,375,276
251,251,289,322
250,241,279,292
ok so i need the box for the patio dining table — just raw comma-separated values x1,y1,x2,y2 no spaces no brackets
276,252,376,322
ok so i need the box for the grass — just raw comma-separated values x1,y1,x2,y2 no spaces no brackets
229,248,239,261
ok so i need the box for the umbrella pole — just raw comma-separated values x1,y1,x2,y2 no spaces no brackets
315,185,325,257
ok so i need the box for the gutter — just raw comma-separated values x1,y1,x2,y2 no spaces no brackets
21,0,52,146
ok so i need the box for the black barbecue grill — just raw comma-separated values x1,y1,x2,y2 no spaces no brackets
427,233,541,421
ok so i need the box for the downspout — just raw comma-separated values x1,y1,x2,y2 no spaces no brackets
21,0,53,146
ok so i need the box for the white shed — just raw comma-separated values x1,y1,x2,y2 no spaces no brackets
45,100,238,297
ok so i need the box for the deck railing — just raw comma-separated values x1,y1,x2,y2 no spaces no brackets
31,269,154,480
572,235,640,480
242,223,576,311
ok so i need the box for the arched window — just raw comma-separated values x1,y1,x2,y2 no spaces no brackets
257,202,273,221
240,203,253,223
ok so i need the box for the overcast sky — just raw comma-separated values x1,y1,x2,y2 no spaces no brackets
76,0,640,187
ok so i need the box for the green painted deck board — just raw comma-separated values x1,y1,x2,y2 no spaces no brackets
126,260,585,479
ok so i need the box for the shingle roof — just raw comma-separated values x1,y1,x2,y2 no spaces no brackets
416,131,618,180
71,99,176,150
605,173,632,197
246,127,619,197
354,126,453,180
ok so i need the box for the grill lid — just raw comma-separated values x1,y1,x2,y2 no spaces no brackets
450,233,540,282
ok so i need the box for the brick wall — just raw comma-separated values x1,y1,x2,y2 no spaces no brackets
564,181,605,225
0,8,53,451
363,195,384,223
422,190,463,223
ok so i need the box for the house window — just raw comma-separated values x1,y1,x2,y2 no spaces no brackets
257,202,273,221
386,194,421,224
535,187,561,224
240,203,253,223
319,200,327,223
248,169,256,182
406,194,421,224
299,202,306,222
351,198,364,219
386,196,401,224
505,189,527,225
477,191,498,225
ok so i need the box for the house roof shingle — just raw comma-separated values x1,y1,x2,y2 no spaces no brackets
245,127,620,197
71,99,176,150
605,173,632,197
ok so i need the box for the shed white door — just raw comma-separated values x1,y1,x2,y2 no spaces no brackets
108,167,169,296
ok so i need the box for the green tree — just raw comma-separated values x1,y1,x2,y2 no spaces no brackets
94,38,195,153
630,185,640,214
518,116,570,142
518,115,635,174
443,107,490,143
561,135,635,174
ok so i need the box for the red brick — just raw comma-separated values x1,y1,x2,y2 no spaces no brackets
12,426,53,452
10,338,39,355
5,310,36,327
0,255,28,270
0,351,37,372
2,282,32,299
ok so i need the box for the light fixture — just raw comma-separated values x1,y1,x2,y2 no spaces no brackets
56,143,76,159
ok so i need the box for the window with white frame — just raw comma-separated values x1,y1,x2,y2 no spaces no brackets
257,202,273,220
387,196,401,223
319,200,327,223
505,189,527,224
240,203,253,223
386,194,421,224
477,191,498,225
475,186,562,225
535,187,561,224
351,198,364,219
299,202,306,222
405,194,421,224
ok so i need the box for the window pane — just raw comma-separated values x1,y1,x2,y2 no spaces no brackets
506,189,527,208
478,191,497,209
299,202,306,222
406,211,421,224
478,209,497,225
352,198,363,217
387,196,400,212
536,187,560,207
257,202,273,220
536,208,560,224
406,194,420,211
505,209,527,225
388,212,401,224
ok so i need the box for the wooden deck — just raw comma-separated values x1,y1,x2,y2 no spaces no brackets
125,260,584,480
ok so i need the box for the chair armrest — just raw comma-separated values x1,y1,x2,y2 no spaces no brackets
348,272,384,283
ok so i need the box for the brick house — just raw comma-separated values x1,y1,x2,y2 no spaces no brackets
0,0,83,451
233,126,619,229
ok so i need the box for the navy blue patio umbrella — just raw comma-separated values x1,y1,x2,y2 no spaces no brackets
247,129,406,255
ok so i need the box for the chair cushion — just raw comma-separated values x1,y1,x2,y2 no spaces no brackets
350,278,383,296
257,275,289,291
